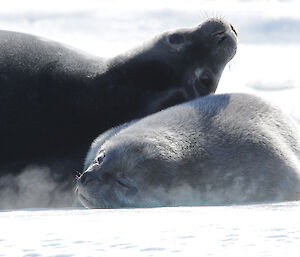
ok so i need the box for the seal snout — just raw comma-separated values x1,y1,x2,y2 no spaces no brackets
200,18,237,39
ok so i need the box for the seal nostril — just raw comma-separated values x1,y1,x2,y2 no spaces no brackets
230,24,237,36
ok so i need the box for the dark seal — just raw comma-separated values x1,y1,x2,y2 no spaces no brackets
0,18,237,208
77,93,300,208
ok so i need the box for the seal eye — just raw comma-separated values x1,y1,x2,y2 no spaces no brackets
95,150,105,165
168,33,185,45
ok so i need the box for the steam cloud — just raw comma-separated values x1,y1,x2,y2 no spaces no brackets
0,162,79,210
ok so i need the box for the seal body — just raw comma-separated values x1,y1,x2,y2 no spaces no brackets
77,93,300,208
0,18,237,208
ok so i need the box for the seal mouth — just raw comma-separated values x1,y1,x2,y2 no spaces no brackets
230,24,238,37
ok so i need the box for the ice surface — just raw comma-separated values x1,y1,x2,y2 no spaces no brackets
1,202,300,257
1,0,300,256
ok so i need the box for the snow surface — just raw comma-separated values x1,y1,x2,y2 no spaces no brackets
1,0,300,256
1,202,300,257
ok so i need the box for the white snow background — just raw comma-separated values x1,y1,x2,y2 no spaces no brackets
1,0,300,256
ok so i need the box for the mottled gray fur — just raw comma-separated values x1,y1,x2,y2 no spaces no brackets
78,93,300,208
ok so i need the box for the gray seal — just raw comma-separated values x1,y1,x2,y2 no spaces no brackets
77,93,300,208
0,18,237,169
